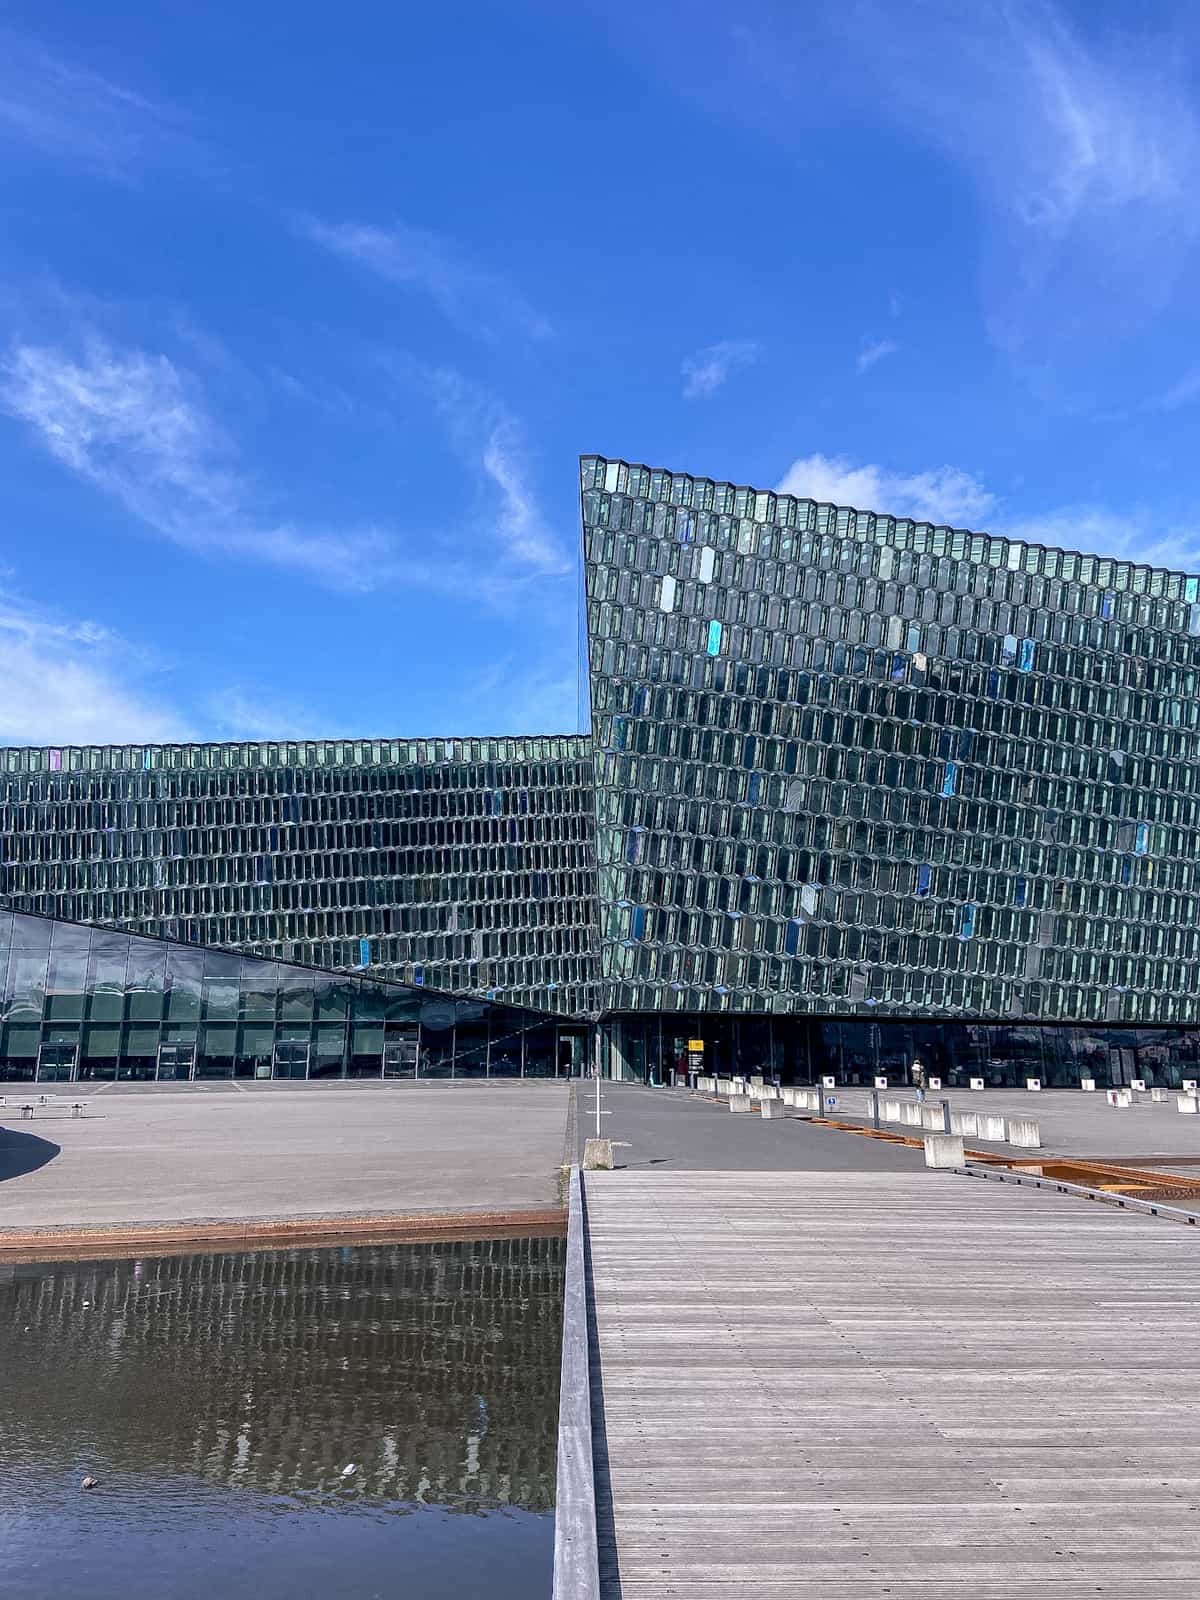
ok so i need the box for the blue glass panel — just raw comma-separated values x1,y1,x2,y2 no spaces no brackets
915,864,932,897
706,620,723,655
1018,639,1035,672
960,903,977,940
941,762,958,798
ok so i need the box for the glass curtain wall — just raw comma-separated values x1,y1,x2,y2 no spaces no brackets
0,911,581,1084
598,1014,1200,1090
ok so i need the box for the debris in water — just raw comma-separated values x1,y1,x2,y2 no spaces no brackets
340,1463,357,1479
81,1476,98,1490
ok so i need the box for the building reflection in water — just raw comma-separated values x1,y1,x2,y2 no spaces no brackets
0,1236,563,1514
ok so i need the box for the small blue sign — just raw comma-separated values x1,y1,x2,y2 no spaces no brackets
825,1095,838,1109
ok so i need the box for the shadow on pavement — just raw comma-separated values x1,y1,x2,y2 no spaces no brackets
0,1126,61,1182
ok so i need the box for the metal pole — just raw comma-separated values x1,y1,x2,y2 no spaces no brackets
870,1089,881,1131
940,1097,951,1135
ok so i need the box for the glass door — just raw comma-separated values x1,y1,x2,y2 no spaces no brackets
273,1040,310,1080
382,1027,419,1078
36,1042,78,1082
157,1040,196,1080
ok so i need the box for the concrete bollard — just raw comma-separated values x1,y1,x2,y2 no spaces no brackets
1177,1095,1200,1115
728,1094,753,1113
1005,1116,1042,1149
901,1102,923,1127
980,1112,1007,1141
1131,1078,1147,1093
1025,1077,1042,1092
1080,1077,1096,1091
951,1110,979,1137
921,1104,946,1131
883,1097,902,1122
760,1098,786,1119
873,1075,888,1089
1151,1087,1168,1104
1185,1080,1198,1093
821,1074,837,1089
923,1133,964,1169
969,1077,985,1091
583,1137,614,1170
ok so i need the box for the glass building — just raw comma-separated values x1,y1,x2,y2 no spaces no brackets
3,453,1200,1088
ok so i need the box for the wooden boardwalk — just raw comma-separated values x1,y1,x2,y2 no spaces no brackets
584,1169,1200,1598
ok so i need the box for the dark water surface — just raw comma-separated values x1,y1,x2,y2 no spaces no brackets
0,1236,563,1598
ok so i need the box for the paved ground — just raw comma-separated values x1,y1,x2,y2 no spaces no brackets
829,1085,1200,1163
590,1084,924,1172
586,1167,1200,1597
0,1081,571,1230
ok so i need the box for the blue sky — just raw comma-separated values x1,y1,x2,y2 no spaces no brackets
2,0,1200,745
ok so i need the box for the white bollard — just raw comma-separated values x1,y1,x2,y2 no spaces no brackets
921,1104,947,1131
923,1133,964,1169
821,1074,837,1089
1151,1087,1168,1104
874,1076,888,1089
1185,1080,1198,1093
902,1102,923,1127
1005,1116,1042,1149
1177,1095,1200,1115
1080,1077,1096,1092
728,1094,753,1113
1131,1078,1147,1093
952,1110,979,1137
980,1112,1007,1141
1025,1077,1042,1092
969,1076,985,1091
927,1076,942,1091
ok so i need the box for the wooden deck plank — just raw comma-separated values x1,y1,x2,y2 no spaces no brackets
585,1170,1200,1597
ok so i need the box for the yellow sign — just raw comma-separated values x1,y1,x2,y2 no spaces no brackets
687,1039,705,1052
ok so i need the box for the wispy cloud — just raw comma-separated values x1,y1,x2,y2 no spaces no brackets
1150,368,1200,414
0,28,203,181
1000,504,1200,578
0,336,389,590
457,655,580,738
777,448,1200,573
856,338,899,374
682,339,762,400
0,592,190,745
777,453,995,526
299,218,553,344
392,355,571,581
838,2,1200,377
207,690,317,742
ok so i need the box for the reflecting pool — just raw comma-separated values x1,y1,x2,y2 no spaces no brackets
0,1235,563,1598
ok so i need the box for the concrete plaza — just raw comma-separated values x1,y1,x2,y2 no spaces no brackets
0,1080,571,1232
